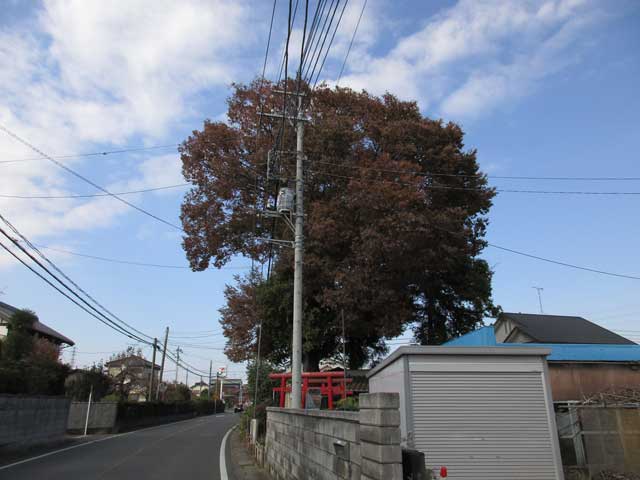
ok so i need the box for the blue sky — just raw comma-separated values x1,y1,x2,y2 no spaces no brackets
1,0,639,381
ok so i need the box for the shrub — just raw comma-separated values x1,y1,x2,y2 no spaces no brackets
116,399,225,421
65,365,112,401
239,401,269,440
0,358,70,395
335,396,359,411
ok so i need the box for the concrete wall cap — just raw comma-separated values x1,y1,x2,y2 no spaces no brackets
266,407,360,422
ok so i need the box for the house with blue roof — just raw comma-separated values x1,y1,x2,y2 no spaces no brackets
445,312,640,402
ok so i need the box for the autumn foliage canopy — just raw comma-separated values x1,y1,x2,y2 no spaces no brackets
180,80,498,370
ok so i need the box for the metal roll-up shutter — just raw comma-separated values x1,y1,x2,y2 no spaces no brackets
411,371,558,479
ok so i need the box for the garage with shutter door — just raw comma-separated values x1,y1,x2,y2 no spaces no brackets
368,346,564,480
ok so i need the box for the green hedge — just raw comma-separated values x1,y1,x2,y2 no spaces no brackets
116,399,225,420
0,359,69,395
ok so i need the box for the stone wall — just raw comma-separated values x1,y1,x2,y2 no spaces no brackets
0,395,70,449
265,392,403,480
67,401,118,433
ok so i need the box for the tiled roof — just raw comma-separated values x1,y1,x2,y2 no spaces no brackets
500,312,635,345
0,300,74,345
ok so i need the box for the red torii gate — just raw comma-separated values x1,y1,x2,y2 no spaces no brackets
269,371,353,410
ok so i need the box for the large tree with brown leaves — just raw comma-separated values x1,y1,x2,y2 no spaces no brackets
180,80,498,370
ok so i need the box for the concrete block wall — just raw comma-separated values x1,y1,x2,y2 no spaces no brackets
67,402,118,433
265,393,403,480
0,395,71,449
359,393,403,480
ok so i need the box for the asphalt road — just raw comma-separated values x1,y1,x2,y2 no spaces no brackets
0,413,238,480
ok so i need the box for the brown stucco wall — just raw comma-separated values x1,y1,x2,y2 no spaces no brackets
549,362,640,401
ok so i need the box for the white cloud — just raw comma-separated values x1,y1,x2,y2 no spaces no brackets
0,0,255,270
336,0,611,119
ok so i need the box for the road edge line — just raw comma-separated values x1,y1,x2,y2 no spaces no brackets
219,424,236,480
0,414,211,471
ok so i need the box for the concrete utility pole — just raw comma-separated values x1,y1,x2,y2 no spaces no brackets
156,327,169,400
252,322,262,415
148,338,157,401
290,94,305,410
208,360,213,401
533,286,545,314
175,347,182,384
262,90,307,409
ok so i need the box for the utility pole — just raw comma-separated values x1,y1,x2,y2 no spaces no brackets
253,322,262,416
148,338,157,401
290,93,305,410
156,327,169,400
261,90,308,409
533,286,544,314
70,346,77,369
214,372,219,414
175,347,182,384
341,309,347,373
208,360,213,401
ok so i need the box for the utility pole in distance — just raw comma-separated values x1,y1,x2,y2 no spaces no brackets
208,360,213,401
533,286,545,314
156,327,169,400
175,347,182,384
148,338,158,401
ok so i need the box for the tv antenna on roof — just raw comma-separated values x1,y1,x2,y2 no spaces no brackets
532,286,544,314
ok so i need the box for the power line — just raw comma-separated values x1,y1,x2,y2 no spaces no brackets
31,244,251,271
0,235,149,343
261,0,279,87
305,0,342,84
0,215,154,342
487,243,640,281
306,168,640,195
302,0,336,79
310,158,640,182
0,125,184,231
336,0,367,85
276,0,300,83
168,341,226,350
0,183,189,199
311,0,349,88
0,144,179,165
420,222,640,281
170,332,225,339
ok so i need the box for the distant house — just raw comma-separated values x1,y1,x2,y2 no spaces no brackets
105,355,160,402
0,300,74,346
446,312,640,401
493,312,635,345
190,381,209,398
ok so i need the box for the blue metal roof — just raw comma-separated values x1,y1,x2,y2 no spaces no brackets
445,326,640,362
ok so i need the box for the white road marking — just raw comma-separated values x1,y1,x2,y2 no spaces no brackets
0,415,212,471
219,425,236,480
